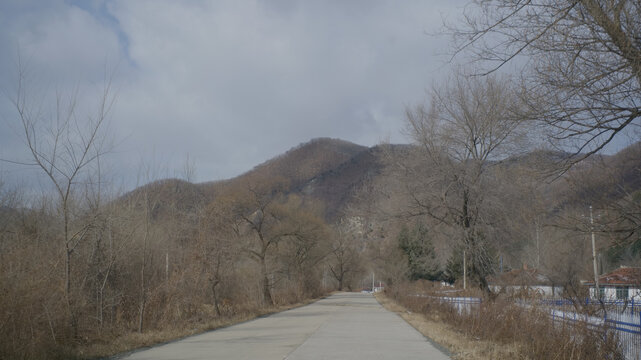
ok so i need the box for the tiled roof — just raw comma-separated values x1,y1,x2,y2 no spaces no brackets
594,267,641,286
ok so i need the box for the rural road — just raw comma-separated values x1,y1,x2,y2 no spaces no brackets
119,292,450,360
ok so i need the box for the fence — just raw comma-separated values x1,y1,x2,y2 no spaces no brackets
541,298,641,360
435,296,482,315
411,294,482,314
606,312,641,360
424,295,641,359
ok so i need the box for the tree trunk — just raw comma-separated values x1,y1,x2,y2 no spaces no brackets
65,247,71,303
212,280,221,316
98,288,103,329
260,257,273,305
138,264,145,333
138,230,147,333
65,247,78,339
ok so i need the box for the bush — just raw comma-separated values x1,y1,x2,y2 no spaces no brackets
389,282,622,360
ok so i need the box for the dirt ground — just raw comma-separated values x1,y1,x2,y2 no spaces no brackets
375,293,521,360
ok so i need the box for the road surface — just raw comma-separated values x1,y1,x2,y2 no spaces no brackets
119,292,450,360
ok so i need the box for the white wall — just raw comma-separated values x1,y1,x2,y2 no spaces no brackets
491,285,563,297
589,286,641,301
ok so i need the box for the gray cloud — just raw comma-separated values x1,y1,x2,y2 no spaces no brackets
1,0,465,189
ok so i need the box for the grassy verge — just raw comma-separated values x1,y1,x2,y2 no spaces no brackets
377,283,622,360
375,293,520,360
79,299,321,359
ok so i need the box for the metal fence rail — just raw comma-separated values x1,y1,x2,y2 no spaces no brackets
426,296,641,359
606,315,641,360
411,294,482,314
541,299,641,360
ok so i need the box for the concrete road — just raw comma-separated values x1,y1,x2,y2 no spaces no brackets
119,292,450,360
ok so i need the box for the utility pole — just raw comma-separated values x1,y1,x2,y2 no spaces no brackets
322,269,326,290
463,250,466,290
372,272,375,293
590,206,600,298
534,217,541,269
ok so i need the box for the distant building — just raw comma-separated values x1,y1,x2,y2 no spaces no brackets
586,266,641,301
489,264,562,297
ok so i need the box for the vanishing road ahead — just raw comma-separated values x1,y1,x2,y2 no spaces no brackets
119,292,450,360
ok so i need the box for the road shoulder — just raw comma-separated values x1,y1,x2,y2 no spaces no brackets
375,293,520,360
94,296,328,359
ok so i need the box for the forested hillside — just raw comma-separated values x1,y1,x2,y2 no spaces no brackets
1,133,640,358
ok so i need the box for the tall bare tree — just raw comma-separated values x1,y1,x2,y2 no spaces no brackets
222,177,291,305
8,62,115,337
450,0,641,159
275,197,330,298
328,231,361,291
198,200,239,316
405,72,527,291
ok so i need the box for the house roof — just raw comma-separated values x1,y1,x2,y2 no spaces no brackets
488,267,552,286
586,266,641,286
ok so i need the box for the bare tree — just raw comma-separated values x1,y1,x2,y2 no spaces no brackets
222,177,291,305
7,62,115,337
198,200,238,316
131,164,166,333
328,230,361,291
275,197,330,299
450,0,641,160
404,72,527,291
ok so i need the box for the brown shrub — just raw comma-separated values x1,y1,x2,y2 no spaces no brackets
389,282,622,360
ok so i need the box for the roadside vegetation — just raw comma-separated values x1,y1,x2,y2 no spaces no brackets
0,172,348,359
0,81,365,359
2,1,641,359
379,282,622,360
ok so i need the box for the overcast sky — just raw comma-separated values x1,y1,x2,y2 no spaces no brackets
0,0,466,190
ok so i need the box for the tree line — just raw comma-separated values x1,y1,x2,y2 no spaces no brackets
362,0,641,296
3,1,641,358
0,70,366,358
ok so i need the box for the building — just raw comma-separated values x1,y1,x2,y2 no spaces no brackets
489,264,563,297
586,266,641,301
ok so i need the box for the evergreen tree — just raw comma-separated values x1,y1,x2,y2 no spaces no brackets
398,223,441,281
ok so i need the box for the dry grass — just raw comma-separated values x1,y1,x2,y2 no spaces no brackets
379,283,623,360
376,293,520,360
77,299,320,359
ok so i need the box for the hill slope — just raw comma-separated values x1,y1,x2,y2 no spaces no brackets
123,138,641,227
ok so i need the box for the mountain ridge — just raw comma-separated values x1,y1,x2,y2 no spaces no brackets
122,138,641,224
